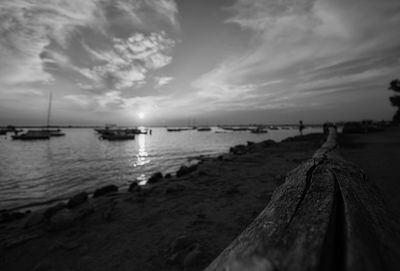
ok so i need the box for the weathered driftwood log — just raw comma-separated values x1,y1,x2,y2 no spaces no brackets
205,128,400,271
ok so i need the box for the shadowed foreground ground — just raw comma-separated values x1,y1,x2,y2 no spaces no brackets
339,127,400,217
0,134,324,271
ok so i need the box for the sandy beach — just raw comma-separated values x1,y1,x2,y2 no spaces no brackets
0,134,325,271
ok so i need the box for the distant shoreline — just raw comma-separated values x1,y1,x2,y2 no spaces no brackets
1,124,325,129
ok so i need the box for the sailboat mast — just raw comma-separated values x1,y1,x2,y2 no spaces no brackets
46,90,52,128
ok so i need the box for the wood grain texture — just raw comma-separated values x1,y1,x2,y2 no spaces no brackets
205,129,400,271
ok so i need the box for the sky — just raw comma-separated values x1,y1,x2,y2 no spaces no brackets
0,0,399,126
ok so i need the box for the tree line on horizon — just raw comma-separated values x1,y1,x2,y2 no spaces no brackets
388,79,400,124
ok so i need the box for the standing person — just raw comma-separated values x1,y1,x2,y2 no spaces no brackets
299,120,305,135
323,122,329,136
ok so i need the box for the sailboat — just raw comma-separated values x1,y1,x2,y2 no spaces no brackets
12,90,64,140
41,90,65,137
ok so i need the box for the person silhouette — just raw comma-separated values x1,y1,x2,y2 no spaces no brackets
299,120,305,135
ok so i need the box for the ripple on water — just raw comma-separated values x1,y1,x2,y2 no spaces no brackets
0,127,319,210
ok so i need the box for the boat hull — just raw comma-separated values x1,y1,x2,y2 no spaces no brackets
101,135,135,141
12,135,50,140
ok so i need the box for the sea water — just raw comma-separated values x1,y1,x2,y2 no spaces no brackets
0,127,320,210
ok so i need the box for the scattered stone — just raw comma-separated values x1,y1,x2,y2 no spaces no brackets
31,261,53,271
102,202,116,222
261,140,277,148
229,145,247,155
54,240,82,251
0,211,26,223
274,174,286,185
222,154,234,161
225,187,241,195
147,172,163,184
167,237,203,267
183,243,202,267
44,202,67,220
165,184,186,194
24,211,45,228
256,191,272,201
128,182,141,193
197,170,208,176
67,192,88,209
190,218,213,226
170,235,193,254
252,211,259,217
128,195,146,204
75,203,94,220
226,256,274,271
167,249,188,265
4,233,40,249
165,173,172,179
247,141,255,146
79,244,89,254
176,164,198,177
49,208,76,231
93,185,118,198
291,158,304,163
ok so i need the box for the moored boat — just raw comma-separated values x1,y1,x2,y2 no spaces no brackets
250,127,268,134
126,128,147,134
95,124,117,134
220,126,249,131
12,130,50,140
41,129,65,137
167,128,182,132
197,127,211,132
100,130,135,141
96,125,146,135
43,90,66,138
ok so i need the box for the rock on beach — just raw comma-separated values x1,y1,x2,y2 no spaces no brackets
93,185,118,198
67,192,88,209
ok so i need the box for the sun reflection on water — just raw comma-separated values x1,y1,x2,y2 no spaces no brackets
134,134,149,167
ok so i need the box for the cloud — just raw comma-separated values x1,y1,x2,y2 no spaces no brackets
76,31,175,90
190,0,400,114
0,1,179,89
112,0,179,29
192,61,285,110
144,0,179,28
64,91,124,111
64,90,169,116
226,0,316,31
155,76,174,88
2,87,45,97
0,0,102,86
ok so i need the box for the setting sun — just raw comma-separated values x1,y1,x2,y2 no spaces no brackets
138,112,145,119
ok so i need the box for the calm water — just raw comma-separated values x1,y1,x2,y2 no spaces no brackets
0,127,320,210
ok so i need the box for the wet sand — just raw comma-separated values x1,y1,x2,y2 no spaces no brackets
0,134,325,271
